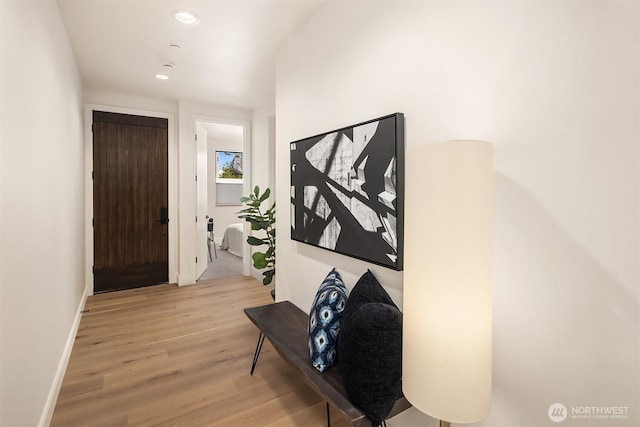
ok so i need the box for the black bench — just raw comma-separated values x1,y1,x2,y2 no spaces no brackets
244,301,411,427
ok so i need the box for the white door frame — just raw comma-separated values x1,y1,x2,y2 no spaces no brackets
195,124,209,279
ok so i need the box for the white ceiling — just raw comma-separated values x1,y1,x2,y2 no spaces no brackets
57,0,325,110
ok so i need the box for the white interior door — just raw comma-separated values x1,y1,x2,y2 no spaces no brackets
196,124,208,279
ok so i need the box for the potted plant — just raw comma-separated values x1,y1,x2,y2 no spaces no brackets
237,186,275,285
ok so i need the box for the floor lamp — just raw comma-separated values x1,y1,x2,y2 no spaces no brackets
403,140,493,426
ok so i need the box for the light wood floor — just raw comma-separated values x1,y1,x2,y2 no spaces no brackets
52,276,350,427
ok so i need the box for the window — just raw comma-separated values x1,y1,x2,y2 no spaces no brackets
215,151,243,205
216,151,243,183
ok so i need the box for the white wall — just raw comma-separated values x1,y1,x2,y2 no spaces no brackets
251,107,275,192
84,90,179,115
0,1,86,425
249,107,276,281
276,2,638,426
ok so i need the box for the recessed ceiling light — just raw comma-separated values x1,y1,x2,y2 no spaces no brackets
173,10,199,25
155,74,169,80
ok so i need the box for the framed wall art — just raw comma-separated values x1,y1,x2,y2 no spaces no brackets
290,113,404,270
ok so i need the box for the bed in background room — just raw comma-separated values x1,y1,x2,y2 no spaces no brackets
221,223,243,258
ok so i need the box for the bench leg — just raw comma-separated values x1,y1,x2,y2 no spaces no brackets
326,402,331,427
250,332,266,375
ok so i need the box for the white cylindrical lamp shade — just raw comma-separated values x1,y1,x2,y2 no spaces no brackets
402,140,493,424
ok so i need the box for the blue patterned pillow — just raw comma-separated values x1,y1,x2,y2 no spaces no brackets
308,268,348,372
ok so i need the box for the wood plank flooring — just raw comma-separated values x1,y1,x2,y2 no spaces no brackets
52,276,350,426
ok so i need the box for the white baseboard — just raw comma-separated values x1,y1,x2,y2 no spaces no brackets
38,284,89,427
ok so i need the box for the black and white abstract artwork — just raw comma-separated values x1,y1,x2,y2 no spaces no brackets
290,113,404,270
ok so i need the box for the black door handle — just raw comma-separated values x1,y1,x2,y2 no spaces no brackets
160,207,169,225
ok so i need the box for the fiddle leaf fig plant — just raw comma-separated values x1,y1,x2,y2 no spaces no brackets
237,186,275,285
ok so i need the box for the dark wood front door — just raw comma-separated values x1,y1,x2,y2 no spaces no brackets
93,111,169,293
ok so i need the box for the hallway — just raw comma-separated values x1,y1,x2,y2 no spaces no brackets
52,277,346,426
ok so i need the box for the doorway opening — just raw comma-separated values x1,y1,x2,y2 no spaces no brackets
195,119,250,281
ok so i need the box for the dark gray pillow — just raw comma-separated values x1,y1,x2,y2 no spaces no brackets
339,302,403,426
342,269,397,323
338,270,402,426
